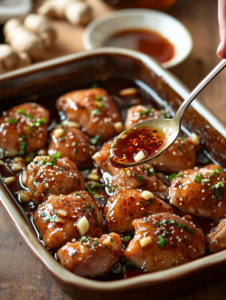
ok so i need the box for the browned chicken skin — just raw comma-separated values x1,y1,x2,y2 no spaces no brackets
151,137,197,173
93,140,168,195
170,164,226,220
22,156,85,205
48,126,95,167
56,88,121,141
125,105,162,129
124,213,206,273
34,191,104,250
103,188,174,234
208,219,226,253
0,103,49,157
57,233,122,277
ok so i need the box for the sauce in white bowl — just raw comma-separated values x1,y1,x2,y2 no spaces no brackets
83,9,193,68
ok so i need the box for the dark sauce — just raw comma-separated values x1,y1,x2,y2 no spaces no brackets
109,126,166,167
103,29,174,64
0,77,217,281
102,0,176,9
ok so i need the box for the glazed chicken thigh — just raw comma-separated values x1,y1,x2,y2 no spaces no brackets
56,88,122,141
104,188,173,234
208,219,226,253
0,103,49,157
34,191,104,249
124,213,206,273
22,155,85,205
93,140,168,195
170,164,226,220
57,233,122,277
125,105,162,129
48,126,95,167
151,136,197,173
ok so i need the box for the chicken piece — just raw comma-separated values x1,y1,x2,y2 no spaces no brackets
34,191,104,250
22,155,85,205
170,164,226,220
207,219,226,253
125,105,162,129
151,137,197,173
0,102,49,157
93,140,168,195
56,88,121,141
48,126,95,167
103,188,174,234
57,233,122,277
124,213,206,273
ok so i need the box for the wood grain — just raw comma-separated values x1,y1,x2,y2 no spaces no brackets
1,0,226,299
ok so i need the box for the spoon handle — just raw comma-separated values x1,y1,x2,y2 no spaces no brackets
174,58,226,124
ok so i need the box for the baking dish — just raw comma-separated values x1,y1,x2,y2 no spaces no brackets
0,48,226,300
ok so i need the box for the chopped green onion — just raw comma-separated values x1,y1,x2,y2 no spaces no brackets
6,118,18,124
137,175,144,182
32,118,46,127
157,235,167,248
138,109,150,115
91,83,98,88
91,109,100,115
124,235,131,242
209,167,221,177
95,96,102,101
96,102,104,108
201,178,210,183
167,173,177,181
194,174,204,183
18,109,33,119
89,134,101,145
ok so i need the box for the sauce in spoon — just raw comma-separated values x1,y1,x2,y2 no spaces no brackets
109,126,166,168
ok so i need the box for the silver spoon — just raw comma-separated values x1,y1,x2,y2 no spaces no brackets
110,58,226,168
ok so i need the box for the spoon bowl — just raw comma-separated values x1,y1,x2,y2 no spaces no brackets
110,117,179,168
110,58,226,168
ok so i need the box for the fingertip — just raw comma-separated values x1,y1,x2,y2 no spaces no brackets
217,42,225,58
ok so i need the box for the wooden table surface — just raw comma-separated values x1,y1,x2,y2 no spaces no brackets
1,0,226,299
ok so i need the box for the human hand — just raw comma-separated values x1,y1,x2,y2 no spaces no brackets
217,0,226,58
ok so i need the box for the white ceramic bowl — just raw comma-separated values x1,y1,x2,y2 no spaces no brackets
83,9,193,68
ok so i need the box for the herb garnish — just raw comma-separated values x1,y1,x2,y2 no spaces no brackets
157,235,167,248
6,118,18,124
96,102,104,108
19,134,28,155
89,134,101,145
124,235,131,242
113,261,130,274
91,83,98,88
18,109,33,119
138,109,150,115
201,178,210,183
32,118,46,127
45,215,56,222
92,240,100,245
156,219,195,234
214,181,225,200
91,109,100,115
78,236,88,242
209,167,221,177
193,174,204,183
145,168,155,176
137,175,144,182
167,173,177,181
95,96,102,101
